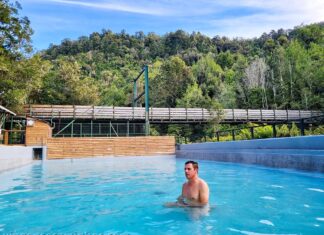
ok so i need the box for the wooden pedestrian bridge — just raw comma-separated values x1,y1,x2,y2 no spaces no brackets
24,105,323,124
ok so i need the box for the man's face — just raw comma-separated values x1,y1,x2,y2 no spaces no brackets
184,163,197,179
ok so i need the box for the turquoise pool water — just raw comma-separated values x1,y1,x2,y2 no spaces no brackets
0,156,323,234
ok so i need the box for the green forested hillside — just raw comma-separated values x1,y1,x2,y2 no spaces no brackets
1,1,323,114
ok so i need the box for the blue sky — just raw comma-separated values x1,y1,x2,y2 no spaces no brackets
20,0,324,51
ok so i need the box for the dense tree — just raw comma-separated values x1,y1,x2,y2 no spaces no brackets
192,53,223,99
0,0,33,58
0,0,38,111
151,56,194,107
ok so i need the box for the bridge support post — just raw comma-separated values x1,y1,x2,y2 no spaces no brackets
71,122,74,137
231,130,235,141
80,123,83,137
272,124,277,138
144,65,150,136
250,127,254,139
300,119,305,136
132,65,150,136
91,120,93,137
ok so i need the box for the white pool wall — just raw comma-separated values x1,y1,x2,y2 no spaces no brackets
0,145,46,173
176,135,324,172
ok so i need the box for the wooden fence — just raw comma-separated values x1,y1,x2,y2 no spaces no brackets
47,136,175,159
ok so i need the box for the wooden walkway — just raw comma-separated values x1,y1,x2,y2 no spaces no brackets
23,105,323,124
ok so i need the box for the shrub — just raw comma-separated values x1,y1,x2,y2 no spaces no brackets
254,125,273,139
237,129,252,140
290,123,300,136
306,125,324,135
312,125,324,135
277,124,290,137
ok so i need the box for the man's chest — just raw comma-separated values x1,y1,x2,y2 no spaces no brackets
183,185,199,199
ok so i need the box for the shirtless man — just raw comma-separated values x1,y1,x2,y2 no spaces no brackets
165,160,209,207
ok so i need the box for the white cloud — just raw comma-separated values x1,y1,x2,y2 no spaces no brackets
31,0,324,21
45,0,224,16
49,0,170,16
190,0,323,38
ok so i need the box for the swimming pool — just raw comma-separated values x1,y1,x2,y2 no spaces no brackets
0,156,323,234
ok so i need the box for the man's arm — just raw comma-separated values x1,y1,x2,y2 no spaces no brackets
199,181,209,205
176,183,187,205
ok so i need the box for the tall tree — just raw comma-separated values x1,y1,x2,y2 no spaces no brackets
151,56,194,107
192,53,223,99
0,0,33,58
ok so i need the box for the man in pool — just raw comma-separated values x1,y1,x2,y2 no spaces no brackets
165,160,209,207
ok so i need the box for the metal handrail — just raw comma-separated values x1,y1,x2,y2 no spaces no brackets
215,114,324,142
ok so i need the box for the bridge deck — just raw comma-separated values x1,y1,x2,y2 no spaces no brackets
23,105,322,124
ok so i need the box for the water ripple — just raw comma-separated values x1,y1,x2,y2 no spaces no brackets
307,188,324,193
259,220,274,226
228,227,297,235
260,196,276,200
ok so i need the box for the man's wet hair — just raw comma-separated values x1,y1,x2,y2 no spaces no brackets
185,160,199,170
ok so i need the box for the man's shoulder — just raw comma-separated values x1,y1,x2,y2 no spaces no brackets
198,178,209,188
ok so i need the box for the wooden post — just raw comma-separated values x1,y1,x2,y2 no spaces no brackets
4,130,8,145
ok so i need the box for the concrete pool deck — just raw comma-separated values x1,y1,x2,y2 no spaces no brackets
176,135,324,172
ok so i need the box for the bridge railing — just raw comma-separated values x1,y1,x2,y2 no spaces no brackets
214,114,324,142
24,105,322,123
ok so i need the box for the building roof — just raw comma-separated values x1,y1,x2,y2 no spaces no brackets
0,105,16,116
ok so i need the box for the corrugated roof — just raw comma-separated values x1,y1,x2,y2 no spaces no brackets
0,105,16,116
